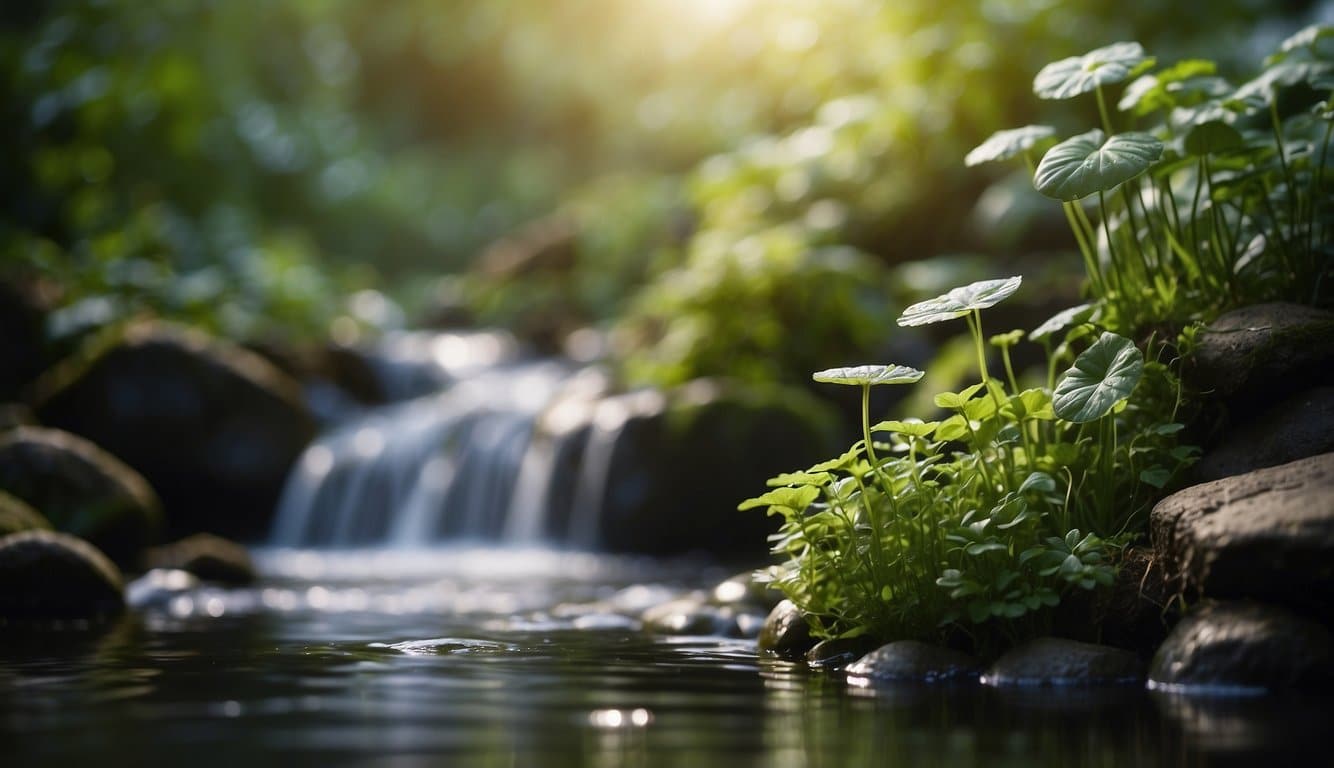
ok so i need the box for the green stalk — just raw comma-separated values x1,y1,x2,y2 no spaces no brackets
1062,202,1104,292
1095,86,1115,136
1269,98,1300,250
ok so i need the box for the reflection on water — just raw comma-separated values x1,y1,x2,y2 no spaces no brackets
1,548,1329,767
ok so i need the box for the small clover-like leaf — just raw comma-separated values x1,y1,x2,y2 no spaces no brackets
737,485,821,512
766,471,833,488
1034,130,1164,201
896,276,1023,327
989,329,1025,348
965,125,1057,167
1053,332,1144,423
870,419,940,438
812,364,924,386
1034,42,1152,100
1030,303,1097,342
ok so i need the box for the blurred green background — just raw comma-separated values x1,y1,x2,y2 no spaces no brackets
2,0,1323,389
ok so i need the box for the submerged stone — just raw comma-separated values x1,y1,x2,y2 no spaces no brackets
982,638,1143,687
143,533,255,586
641,595,738,636
0,427,162,568
0,530,125,620
757,599,816,659
845,640,982,683
1151,452,1334,614
33,322,316,540
1149,601,1334,694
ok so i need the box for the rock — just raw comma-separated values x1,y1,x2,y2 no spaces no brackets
142,533,255,586
0,490,51,537
0,402,36,431
757,599,816,659
981,638,1143,686
844,640,982,683
592,379,838,558
1193,387,1334,483
1186,302,1334,405
1151,452,1334,614
32,322,317,540
1149,601,1334,693
711,570,784,613
126,568,200,610
805,636,881,671
0,530,125,620
0,427,162,567
641,595,737,636
0,279,51,400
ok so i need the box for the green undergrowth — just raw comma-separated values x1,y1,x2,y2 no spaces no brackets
743,28,1334,652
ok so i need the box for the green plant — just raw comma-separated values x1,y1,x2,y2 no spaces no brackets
743,276,1193,649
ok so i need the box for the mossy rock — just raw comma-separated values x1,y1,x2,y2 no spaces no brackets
0,490,52,537
0,530,125,620
0,427,161,568
1186,303,1334,406
32,321,316,541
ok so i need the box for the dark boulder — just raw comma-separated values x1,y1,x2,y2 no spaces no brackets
0,279,51,401
845,640,982,683
757,599,816,659
1193,386,1334,483
1151,452,1334,614
32,322,317,541
0,402,36,431
142,533,255,586
1185,302,1334,406
0,490,51,537
806,636,881,670
1149,601,1334,693
981,638,1143,686
0,427,161,567
0,530,125,620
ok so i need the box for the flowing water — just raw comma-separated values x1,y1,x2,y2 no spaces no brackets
3,332,1330,765
2,547,1327,767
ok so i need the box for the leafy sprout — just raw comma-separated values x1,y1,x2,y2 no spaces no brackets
1033,42,1153,100
1033,130,1164,201
895,276,1023,327
1052,332,1144,423
965,125,1058,167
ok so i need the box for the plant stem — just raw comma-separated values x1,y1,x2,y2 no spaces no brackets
1095,86,1114,136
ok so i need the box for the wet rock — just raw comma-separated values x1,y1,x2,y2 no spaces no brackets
845,641,983,683
32,322,317,540
0,427,162,567
1149,601,1334,693
0,490,51,537
126,568,200,611
806,636,881,671
711,570,784,613
1186,302,1334,405
757,599,816,659
143,533,255,586
593,379,838,558
0,402,36,431
1151,452,1334,614
982,638,1143,686
0,530,125,620
1193,387,1334,483
641,595,737,636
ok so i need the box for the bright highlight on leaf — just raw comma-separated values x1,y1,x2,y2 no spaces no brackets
896,276,1023,327
812,364,924,386
1053,332,1144,423
965,125,1057,167
1034,129,1163,201
1034,41,1152,100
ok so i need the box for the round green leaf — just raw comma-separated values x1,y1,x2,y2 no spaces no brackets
965,125,1057,167
812,364,924,386
1034,130,1163,201
896,276,1023,327
1052,332,1144,423
1183,120,1243,156
1029,302,1096,342
1034,42,1152,100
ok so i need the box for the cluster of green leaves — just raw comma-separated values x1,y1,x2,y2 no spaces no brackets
970,29,1334,334
743,277,1194,647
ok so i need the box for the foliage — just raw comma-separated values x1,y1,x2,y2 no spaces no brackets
744,277,1194,648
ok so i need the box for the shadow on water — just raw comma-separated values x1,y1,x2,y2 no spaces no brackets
2,550,1331,767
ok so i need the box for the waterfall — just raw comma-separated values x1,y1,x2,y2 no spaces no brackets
269,331,628,549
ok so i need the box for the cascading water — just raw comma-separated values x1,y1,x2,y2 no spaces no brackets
269,330,632,549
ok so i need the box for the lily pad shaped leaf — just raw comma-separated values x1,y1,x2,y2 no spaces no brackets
1034,129,1163,201
965,125,1057,167
1034,42,1152,100
1053,332,1144,423
1030,302,1096,341
813,364,924,386
896,276,1023,327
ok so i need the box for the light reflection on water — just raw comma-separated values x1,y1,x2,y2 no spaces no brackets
1,547,1329,767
